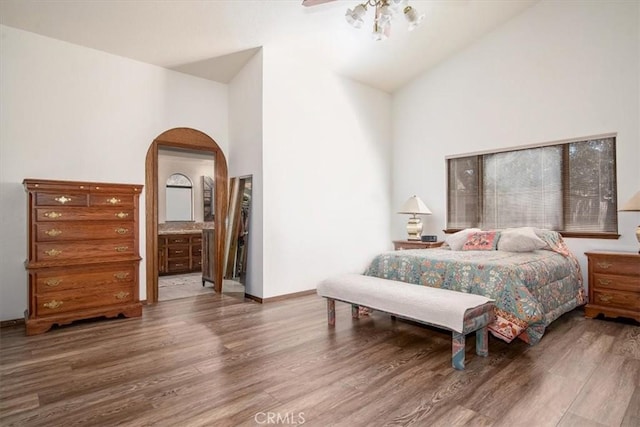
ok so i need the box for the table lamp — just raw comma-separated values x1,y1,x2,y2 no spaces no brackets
619,190,640,253
398,195,432,241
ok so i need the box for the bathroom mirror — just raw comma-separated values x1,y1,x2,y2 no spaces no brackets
166,173,193,221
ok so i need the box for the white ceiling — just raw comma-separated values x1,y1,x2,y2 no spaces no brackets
0,0,538,92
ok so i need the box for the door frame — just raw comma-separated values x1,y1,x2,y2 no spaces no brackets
145,128,228,303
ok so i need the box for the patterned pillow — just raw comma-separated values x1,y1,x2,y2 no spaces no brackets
445,228,481,251
462,231,501,251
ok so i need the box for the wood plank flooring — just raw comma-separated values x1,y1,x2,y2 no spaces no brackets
1,293,638,426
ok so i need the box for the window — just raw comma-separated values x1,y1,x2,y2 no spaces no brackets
446,135,618,238
166,173,193,221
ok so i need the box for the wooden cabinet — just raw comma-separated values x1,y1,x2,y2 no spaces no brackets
584,251,640,322
158,233,202,275
24,179,143,335
393,240,444,250
202,229,215,286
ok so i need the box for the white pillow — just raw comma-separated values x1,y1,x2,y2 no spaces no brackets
445,228,481,251
498,227,547,252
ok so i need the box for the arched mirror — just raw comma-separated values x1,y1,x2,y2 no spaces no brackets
223,175,252,297
165,173,193,221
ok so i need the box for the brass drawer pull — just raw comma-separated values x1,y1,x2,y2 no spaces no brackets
598,279,612,286
44,211,62,219
43,300,63,309
44,249,62,257
114,291,129,300
45,229,62,237
107,197,121,205
597,262,612,269
174,263,184,267
115,227,129,235
115,246,129,252
54,196,72,204
174,250,184,254
45,278,62,287
114,272,130,280
115,212,129,219
599,294,612,303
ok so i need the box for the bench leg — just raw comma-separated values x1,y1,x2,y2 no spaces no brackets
476,326,489,357
351,304,360,319
327,299,335,326
452,332,466,370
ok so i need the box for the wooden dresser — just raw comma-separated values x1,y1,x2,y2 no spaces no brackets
584,251,640,322
23,179,143,335
158,232,202,275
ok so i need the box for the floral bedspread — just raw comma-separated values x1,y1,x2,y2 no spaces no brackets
364,232,585,344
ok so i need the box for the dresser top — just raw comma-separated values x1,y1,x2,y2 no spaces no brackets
585,250,640,258
23,178,143,192
158,230,205,236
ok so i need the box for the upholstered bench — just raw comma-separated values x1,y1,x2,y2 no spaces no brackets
317,274,496,370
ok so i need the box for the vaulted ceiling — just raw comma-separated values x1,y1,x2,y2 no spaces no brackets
0,0,538,92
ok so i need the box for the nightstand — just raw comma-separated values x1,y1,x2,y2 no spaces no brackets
584,251,639,322
393,240,444,250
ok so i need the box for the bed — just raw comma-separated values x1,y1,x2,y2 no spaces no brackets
364,228,586,345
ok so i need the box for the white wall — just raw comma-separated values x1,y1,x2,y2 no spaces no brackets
158,149,215,223
392,0,640,285
0,25,229,321
261,45,392,299
229,49,264,297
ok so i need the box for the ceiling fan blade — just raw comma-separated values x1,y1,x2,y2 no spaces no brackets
302,0,338,7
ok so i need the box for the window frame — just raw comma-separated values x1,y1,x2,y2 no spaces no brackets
445,134,620,239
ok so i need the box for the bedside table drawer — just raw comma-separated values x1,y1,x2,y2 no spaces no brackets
592,273,638,293
592,261,639,276
592,289,640,311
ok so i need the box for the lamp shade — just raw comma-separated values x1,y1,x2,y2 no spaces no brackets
398,195,432,215
619,191,640,211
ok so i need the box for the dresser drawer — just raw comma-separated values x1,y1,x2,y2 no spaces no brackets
592,289,640,311
34,264,136,294
36,207,135,222
35,222,134,242
35,240,135,262
35,192,88,207
36,284,135,317
167,236,190,245
192,245,202,257
168,260,190,272
89,194,135,207
168,246,190,258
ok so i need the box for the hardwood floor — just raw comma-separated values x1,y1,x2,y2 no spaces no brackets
1,293,638,426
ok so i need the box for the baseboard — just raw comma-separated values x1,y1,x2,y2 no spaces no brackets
245,289,316,304
1,318,25,328
244,293,263,303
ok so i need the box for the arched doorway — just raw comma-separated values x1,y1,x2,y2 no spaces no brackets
145,128,228,303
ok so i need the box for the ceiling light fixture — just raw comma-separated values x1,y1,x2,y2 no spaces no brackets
345,0,424,41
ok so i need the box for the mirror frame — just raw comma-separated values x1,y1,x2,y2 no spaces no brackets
145,128,228,302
